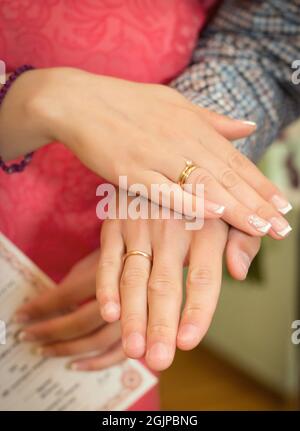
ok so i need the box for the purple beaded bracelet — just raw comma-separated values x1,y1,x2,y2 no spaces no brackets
0,64,35,174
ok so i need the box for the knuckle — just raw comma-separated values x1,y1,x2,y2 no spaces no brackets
98,255,117,270
220,169,240,189
186,303,214,317
255,204,272,219
228,151,246,171
185,304,204,315
121,267,149,289
149,322,173,338
148,271,177,295
193,169,214,188
122,312,144,332
188,267,214,288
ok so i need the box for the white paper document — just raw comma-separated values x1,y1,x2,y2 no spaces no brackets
0,233,157,411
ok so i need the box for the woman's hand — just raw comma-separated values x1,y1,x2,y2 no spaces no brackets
54,69,292,237
96,212,261,371
13,251,125,371
1,67,291,237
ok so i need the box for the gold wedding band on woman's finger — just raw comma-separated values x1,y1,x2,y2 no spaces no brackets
176,159,227,217
123,250,153,263
177,160,198,188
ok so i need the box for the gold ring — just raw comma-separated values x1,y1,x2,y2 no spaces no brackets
123,250,153,263
177,160,198,188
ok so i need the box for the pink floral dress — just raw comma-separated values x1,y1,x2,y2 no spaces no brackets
0,0,215,410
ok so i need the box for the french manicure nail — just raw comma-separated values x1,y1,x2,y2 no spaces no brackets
213,205,225,215
242,120,257,128
269,217,292,237
277,225,292,237
270,195,293,215
206,202,225,215
248,215,272,233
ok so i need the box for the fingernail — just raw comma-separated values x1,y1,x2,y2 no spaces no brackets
270,195,293,215
146,342,169,363
67,362,88,371
13,313,30,324
177,324,199,345
242,120,257,128
101,302,120,321
239,251,251,277
123,332,145,356
269,217,292,237
206,202,225,215
248,215,272,233
18,331,36,342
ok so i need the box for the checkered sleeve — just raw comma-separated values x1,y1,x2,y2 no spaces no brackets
170,0,300,162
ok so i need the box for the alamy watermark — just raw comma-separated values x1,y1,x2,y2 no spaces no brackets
291,320,300,345
291,60,300,85
96,176,205,230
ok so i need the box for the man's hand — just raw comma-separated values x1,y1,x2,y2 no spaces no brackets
96,215,261,371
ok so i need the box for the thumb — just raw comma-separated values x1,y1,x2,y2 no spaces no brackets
196,106,257,141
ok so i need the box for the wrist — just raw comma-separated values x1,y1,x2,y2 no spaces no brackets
25,67,77,145
0,67,67,160
28,67,89,152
